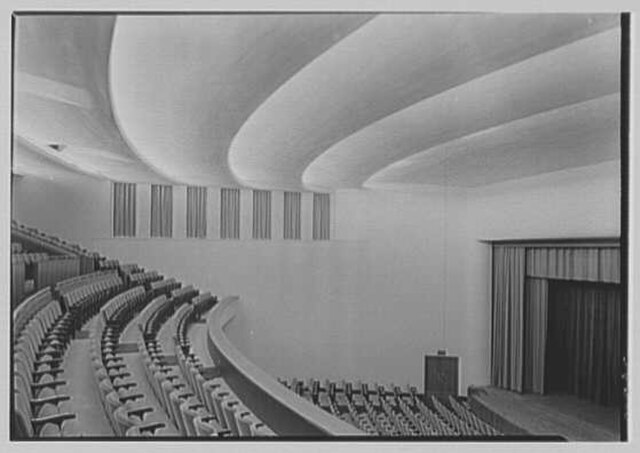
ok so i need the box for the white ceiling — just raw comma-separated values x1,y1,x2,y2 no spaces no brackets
13,13,621,190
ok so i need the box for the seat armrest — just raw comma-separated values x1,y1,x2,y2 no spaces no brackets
32,379,66,390
31,412,76,428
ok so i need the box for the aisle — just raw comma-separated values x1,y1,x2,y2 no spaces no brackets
61,318,114,436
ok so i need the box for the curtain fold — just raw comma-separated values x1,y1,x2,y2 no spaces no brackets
187,186,207,238
523,278,548,394
545,281,622,406
112,182,136,237
150,185,173,238
312,193,331,240
220,188,240,239
491,245,526,392
526,247,620,283
252,190,272,240
283,191,301,240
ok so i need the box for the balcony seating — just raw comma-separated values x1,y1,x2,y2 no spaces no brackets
34,256,81,291
128,270,163,290
90,286,179,437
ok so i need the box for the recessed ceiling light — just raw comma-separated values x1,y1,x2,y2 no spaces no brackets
48,143,66,152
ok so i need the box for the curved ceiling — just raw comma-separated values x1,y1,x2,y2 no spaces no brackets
230,13,620,190
109,14,373,186
306,27,620,189
13,14,621,191
14,15,172,183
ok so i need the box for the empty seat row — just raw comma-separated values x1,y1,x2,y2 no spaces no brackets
279,377,502,437
14,288,54,342
148,277,181,301
12,252,49,265
173,301,275,437
13,284,101,437
12,221,92,257
128,270,163,289
140,298,275,437
90,286,179,437
34,256,81,292
56,270,119,296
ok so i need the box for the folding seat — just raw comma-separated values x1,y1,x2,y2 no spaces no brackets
220,397,245,436
167,385,200,435
210,384,235,429
179,399,209,436
235,409,261,437
13,388,76,438
250,422,276,437
112,404,172,437
193,415,227,437
200,378,225,415
125,423,180,437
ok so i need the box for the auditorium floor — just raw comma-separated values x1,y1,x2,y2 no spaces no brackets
62,318,114,436
470,386,621,441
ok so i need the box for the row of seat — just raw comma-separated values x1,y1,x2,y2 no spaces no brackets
128,270,163,289
12,252,50,264
141,295,275,437
12,242,23,254
90,286,179,437
34,256,81,292
12,271,127,438
56,270,120,298
11,220,94,258
14,288,55,342
280,377,502,437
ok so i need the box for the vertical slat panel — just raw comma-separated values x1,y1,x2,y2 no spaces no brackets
187,186,207,238
221,188,240,239
312,193,330,240
113,182,136,237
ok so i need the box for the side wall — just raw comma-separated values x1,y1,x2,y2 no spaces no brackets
11,160,620,392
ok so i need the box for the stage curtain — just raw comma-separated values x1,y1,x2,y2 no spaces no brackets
312,193,331,240
112,182,136,237
150,185,173,238
546,281,622,406
491,245,526,392
283,191,301,240
186,186,207,238
523,278,548,394
252,190,272,239
220,188,240,239
526,247,619,283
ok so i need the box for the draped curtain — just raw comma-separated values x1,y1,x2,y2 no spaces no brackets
312,193,331,240
252,190,272,240
523,278,548,394
150,185,173,238
527,247,620,283
112,182,136,237
283,191,301,240
186,186,207,238
220,188,240,239
545,281,622,406
491,242,622,403
491,246,526,392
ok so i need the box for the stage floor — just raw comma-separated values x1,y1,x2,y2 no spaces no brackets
469,386,622,441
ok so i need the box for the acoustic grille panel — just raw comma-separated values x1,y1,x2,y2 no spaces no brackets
220,188,240,239
150,184,173,238
312,192,331,240
112,182,136,237
283,191,301,240
186,186,207,238
252,190,272,240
